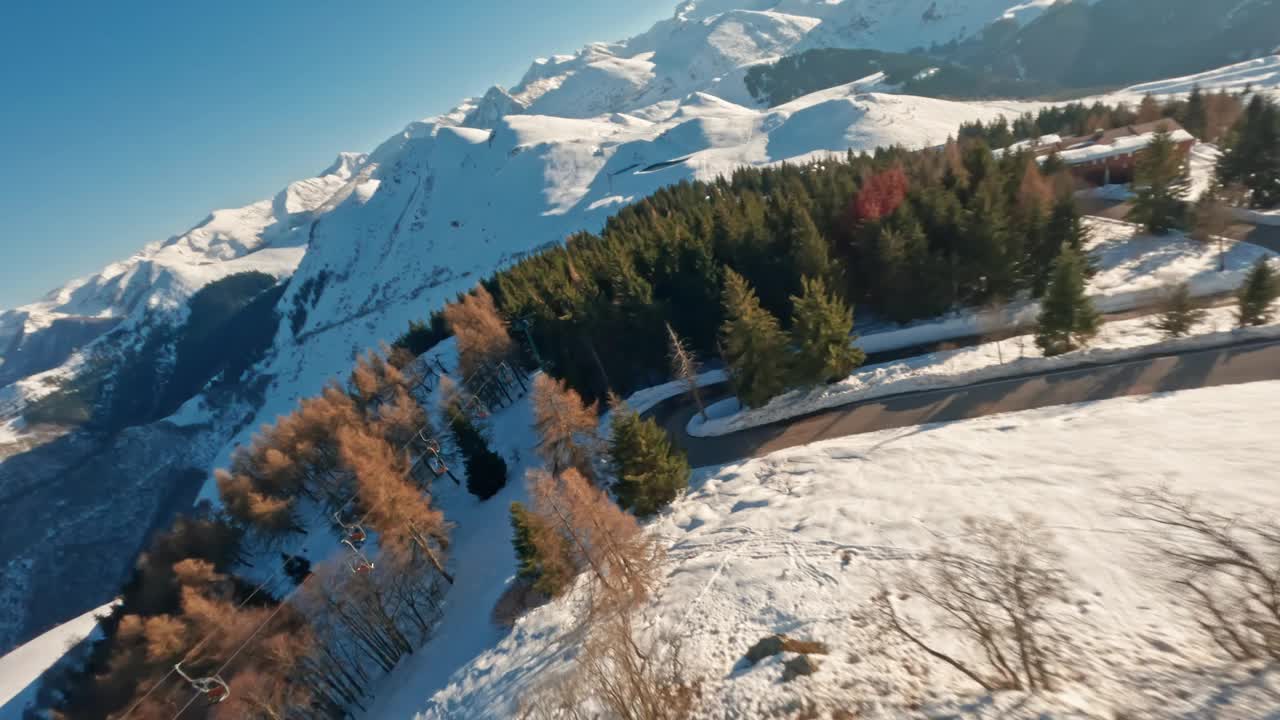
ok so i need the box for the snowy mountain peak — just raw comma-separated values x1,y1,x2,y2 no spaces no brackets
462,86,529,130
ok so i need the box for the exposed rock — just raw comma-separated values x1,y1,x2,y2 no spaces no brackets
744,634,787,664
745,634,829,665
782,654,821,682
782,637,829,655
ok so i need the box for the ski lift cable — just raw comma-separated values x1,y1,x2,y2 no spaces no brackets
171,568,320,719
170,508,417,717
120,565,285,719
166,510,426,717
171,690,202,720
329,420,438,528
170,387,451,715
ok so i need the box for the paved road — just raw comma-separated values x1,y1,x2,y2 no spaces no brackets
1226,221,1280,254
652,338,1280,468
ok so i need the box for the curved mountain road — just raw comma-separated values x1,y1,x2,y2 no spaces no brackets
650,337,1280,468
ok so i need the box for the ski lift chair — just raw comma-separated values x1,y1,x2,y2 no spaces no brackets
497,362,516,385
342,539,375,575
466,396,490,420
426,453,449,477
175,662,231,704
416,430,440,456
333,511,367,546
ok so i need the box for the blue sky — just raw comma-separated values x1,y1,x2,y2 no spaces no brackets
0,0,675,309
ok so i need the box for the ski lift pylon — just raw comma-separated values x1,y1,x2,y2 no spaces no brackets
175,662,231,704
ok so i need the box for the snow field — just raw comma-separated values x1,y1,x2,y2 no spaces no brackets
0,601,116,719
402,380,1280,719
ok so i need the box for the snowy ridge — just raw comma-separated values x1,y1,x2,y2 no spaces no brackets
1120,54,1280,98
454,0,1095,128
0,153,366,350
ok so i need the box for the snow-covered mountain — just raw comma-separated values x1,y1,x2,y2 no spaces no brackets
1,0,1278,656
0,153,365,394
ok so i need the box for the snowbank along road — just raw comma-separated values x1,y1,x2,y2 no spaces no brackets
651,337,1280,467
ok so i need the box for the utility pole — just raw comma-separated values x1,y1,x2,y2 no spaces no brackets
512,316,546,371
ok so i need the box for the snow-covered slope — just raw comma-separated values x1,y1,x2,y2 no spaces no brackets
0,1,1063,653
0,153,366,406
0,601,115,719
219,87,1039,456
1119,54,1280,98
373,380,1280,719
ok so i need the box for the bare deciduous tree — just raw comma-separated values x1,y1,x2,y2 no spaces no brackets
1122,487,1280,661
666,323,706,421
519,609,697,720
876,515,1071,692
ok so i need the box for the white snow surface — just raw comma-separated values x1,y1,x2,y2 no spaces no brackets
1121,54,1280,98
387,380,1280,719
1056,129,1195,165
0,601,116,719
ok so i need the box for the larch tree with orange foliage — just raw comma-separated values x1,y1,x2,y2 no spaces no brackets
531,374,600,481
443,284,515,381
526,468,659,611
337,425,453,584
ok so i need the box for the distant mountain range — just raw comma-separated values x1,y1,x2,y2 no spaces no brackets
746,0,1280,106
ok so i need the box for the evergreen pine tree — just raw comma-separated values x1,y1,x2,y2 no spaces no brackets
448,402,509,500
783,200,833,290
719,269,790,408
1218,96,1280,209
608,404,691,517
510,502,540,581
1149,283,1207,338
1183,85,1207,139
1237,258,1279,327
1128,126,1190,235
509,501,572,595
789,276,866,385
966,179,1019,299
1041,150,1065,176
1035,244,1100,356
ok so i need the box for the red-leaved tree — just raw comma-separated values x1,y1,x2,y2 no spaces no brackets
850,165,909,223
